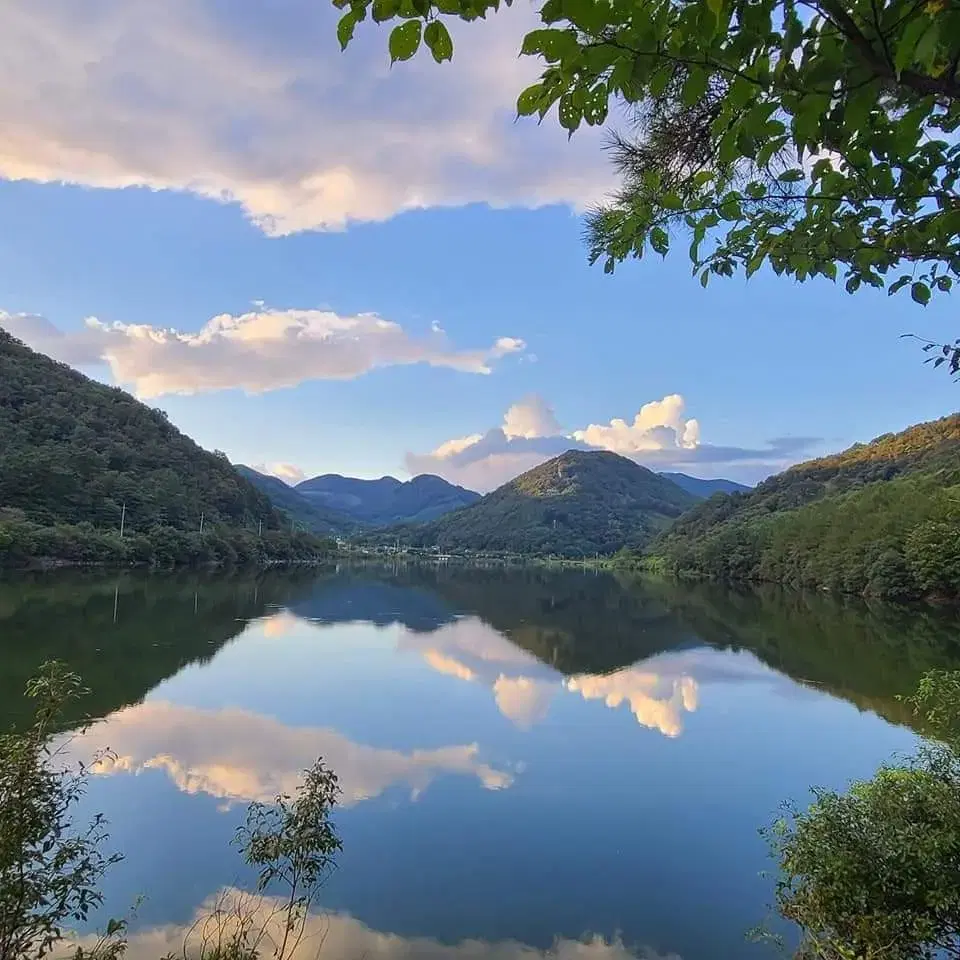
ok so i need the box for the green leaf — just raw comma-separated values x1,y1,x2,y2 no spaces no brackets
911,281,931,305
517,83,544,117
373,0,400,23
777,168,805,183
389,19,422,61
914,18,940,70
894,16,929,76
424,20,454,62
650,226,669,255
661,193,683,211
337,10,360,49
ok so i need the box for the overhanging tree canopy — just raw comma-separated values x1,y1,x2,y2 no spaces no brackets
336,0,960,371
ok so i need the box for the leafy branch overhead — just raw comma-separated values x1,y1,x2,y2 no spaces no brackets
334,0,960,312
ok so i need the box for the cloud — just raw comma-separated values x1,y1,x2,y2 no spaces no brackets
251,462,307,485
0,1,612,232
503,395,563,440
406,394,818,491
572,396,700,455
64,700,512,807
399,617,561,729
66,891,681,960
565,670,698,738
0,307,525,398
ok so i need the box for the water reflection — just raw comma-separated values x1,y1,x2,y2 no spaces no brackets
69,891,681,960
68,700,512,807
6,565,960,960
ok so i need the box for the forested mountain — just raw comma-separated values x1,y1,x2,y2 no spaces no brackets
390,450,697,557
659,473,750,498
646,414,960,600
235,465,354,534
0,331,330,566
296,472,479,525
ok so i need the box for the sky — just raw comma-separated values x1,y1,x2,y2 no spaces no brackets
0,0,956,492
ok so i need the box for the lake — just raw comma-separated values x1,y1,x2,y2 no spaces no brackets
4,565,960,960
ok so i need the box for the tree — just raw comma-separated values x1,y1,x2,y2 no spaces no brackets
762,669,960,959
0,663,123,960
336,0,960,369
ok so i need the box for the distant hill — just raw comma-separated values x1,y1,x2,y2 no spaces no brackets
235,465,354,534
391,450,697,557
647,414,960,600
658,473,750,498
0,330,328,567
296,473,479,525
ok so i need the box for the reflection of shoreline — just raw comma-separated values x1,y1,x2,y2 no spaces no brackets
63,700,512,807
64,889,682,960
258,610,790,739
396,616,705,737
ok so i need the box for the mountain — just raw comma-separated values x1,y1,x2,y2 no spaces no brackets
658,472,750,498
647,414,960,600
296,473,480,525
391,450,697,557
0,330,328,567
235,465,354,534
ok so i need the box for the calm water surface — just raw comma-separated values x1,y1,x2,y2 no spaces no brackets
4,565,960,960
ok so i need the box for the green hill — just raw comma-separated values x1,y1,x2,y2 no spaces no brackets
235,465,354,534
0,330,331,567
646,414,960,600
392,450,697,557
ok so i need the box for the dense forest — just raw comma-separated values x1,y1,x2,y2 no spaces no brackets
382,450,697,557
641,415,960,601
0,331,334,567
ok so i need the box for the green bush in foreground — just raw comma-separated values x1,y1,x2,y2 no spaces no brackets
764,669,960,959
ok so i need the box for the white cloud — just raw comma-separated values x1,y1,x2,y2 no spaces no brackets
66,891,681,960
503,395,562,440
252,462,306,485
64,700,512,807
406,394,817,491
572,395,700,455
565,670,698,738
0,1,612,232
0,307,525,398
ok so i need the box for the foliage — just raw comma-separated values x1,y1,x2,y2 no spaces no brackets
233,762,342,960
380,450,696,557
0,663,122,960
336,0,960,335
0,332,335,567
768,748,960,959
765,669,960,959
647,414,960,600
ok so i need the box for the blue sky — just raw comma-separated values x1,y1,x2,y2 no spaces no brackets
0,1,955,491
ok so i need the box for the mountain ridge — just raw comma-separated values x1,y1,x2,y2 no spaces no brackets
385,449,697,556
0,330,328,567
296,471,479,525
645,413,960,600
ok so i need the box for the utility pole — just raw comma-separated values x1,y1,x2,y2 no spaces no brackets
258,518,263,538
199,512,205,535
119,502,126,539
